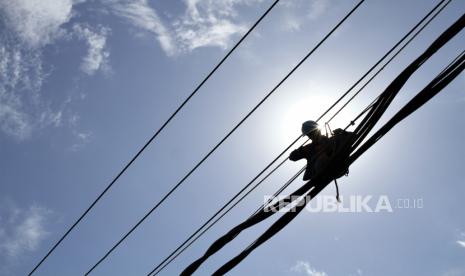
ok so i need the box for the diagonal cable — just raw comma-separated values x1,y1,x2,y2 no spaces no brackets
28,1,281,275
326,0,452,124
85,0,366,274
145,0,451,274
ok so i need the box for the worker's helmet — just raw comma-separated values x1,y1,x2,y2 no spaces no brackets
301,120,319,135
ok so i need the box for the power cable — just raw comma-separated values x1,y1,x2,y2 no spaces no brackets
326,0,452,124
84,0,366,274
145,1,450,274
28,1,281,275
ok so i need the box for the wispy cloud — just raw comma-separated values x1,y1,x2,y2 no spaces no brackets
0,0,107,141
73,24,111,75
106,0,176,55
105,0,329,54
308,0,329,20
291,260,328,276
0,0,75,47
0,204,52,258
279,0,330,32
173,0,258,51
0,39,47,139
282,15,303,32
0,35,76,140
69,129,93,151
106,0,263,55
457,232,465,248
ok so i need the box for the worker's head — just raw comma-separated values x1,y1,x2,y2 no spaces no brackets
301,120,321,140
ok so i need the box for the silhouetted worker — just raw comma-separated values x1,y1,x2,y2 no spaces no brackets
289,120,332,181
290,120,354,182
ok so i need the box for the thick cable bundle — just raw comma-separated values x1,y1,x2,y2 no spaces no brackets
182,12,465,276
147,2,455,274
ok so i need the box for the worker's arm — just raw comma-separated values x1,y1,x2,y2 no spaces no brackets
289,146,305,161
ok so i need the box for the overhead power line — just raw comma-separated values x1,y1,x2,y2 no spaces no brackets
326,0,452,124
85,0,366,274
149,160,305,276
145,0,452,274
190,15,465,274
28,1,281,275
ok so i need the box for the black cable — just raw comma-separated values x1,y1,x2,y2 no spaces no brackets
251,166,306,216
149,158,303,275
150,164,305,275
350,48,465,166
145,1,451,273
154,134,350,276
212,25,465,276
84,0,366,274
350,11,465,153
27,2,282,275
181,126,351,275
184,8,465,276
314,0,449,122
437,48,465,75
145,145,296,276
326,0,452,124
343,46,461,132
344,96,379,130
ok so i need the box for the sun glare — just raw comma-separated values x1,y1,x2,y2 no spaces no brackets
277,94,363,143
263,78,370,153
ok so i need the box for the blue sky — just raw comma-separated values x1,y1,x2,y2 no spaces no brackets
0,0,464,275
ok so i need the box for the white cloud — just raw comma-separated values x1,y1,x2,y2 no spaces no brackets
39,110,63,128
0,0,76,47
0,42,45,139
106,0,262,55
280,0,330,32
0,0,111,75
73,24,111,75
69,130,93,151
456,232,465,249
0,0,104,141
0,101,32,139
291,261,328,276
173,0,264,51
0,204,52,258
308,0,329,20
457,232,465,249
107,0,176,55
283,16,303,32
0,38,71,139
